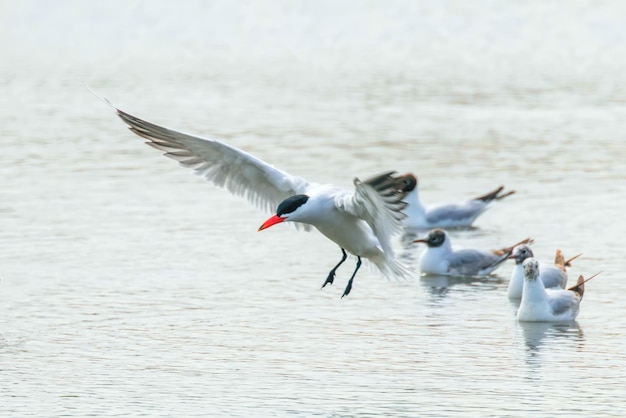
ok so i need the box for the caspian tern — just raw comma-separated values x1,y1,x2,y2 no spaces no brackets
507,245,582,300
397,174,515,230
412,228,532,276
517,258,599,322
111,106,411,297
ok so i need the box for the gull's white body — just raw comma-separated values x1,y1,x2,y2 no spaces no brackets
112,107,410,283
404,189,490,229
415,229,530,277
517,259,583,322
507,245,577,299
402,181,513,230
509,260,567,299
419,243,507,277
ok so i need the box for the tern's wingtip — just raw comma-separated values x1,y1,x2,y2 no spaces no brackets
84,83,115,109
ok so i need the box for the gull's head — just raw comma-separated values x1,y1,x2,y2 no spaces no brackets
413,228,447,248
522,258,540,281
258,194,310,231
397,173,418,193
509,244,534,264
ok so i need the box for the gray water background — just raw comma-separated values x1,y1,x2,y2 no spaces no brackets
1,1,626,416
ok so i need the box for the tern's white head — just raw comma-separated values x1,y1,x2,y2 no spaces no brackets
509,244,534,265
523,258,540,281
258,194,311,231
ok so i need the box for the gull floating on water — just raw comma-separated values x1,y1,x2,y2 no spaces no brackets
517,258,598,322
412,228,532,276
507,244,582,300
110,104,412,297
396,174,514,230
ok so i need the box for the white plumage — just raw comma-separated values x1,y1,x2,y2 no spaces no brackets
397,174,514,230
516,258,593,322
507,245,581,300
113,106,411,297
413,229,532,277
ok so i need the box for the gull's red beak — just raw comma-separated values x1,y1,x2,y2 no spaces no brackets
412,238,427,244
258,214,286,231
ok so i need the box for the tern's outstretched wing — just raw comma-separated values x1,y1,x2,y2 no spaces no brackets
114,107,311,215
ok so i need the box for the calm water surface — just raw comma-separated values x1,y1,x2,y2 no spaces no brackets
2,1,626,416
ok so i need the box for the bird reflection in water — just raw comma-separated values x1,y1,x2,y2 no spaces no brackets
418,273,505,306
517,320,585,385
519,321,584,353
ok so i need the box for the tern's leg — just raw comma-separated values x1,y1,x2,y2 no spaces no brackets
341,256,362,298
322,248,348,288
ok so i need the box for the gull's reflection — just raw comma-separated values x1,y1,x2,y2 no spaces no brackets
519,320,584,353
517,321,585,384
419,273,504,306
401,229,508,305
516,320,584,384
419,274,453,302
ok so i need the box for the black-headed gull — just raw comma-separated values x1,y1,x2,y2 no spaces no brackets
397,174,514,230
412,228,532,276
112,106,411,297
516,258,598,322
507,244,582,299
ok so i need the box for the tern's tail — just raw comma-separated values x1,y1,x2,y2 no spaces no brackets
370,252,413,281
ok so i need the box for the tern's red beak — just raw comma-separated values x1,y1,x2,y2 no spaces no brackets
258,214,286,231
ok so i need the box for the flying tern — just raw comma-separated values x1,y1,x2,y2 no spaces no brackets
111,105,411,297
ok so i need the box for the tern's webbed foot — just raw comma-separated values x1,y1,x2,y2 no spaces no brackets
341,279,353,298
322,270,336,288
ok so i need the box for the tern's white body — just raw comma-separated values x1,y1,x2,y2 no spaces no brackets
517,259,583,322
290,186,375,254
402,178,514,230
111,106,411,291
286,184,398,276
